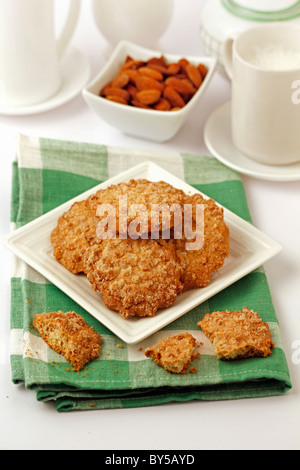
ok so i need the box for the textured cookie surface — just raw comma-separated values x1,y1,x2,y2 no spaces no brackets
51,200,100,274
84,238,184,319
88,179,187,236
145,333,197,374
173,193,230,290
198,308,274,360
33,311,102,371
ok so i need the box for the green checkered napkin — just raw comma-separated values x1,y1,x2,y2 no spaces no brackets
10,134,292,412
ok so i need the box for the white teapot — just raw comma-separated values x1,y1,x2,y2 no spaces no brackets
0,0,80,107
200,0,300,73
93,0,174,50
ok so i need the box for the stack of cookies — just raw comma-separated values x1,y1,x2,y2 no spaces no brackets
51,179,230,319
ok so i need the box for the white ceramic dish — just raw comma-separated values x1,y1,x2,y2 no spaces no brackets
204,102,300,182
92,0,174,50
0,48,90,116
82,40,217,142
3,162,281,345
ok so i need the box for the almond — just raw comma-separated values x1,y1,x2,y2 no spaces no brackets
100,81,113,97
102,87,130,102
186,64,202,89
178,58,190,72
198,63,208,79
166,63,181,76
147,63,168,75
121,59,145,71
173,73,188,80
125,69,140,83
136,89,161,105
126,84,139,100
135,75,164,92
138,66,164,82
165,77,196,99
154,98,171,111
131,100,152,109
106,95,128,105
147,57,167,67
112,74,130,88
163,86,186,108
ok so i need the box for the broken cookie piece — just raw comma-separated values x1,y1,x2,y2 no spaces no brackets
33,311,102,371
198,307,274,361
145,333,197,374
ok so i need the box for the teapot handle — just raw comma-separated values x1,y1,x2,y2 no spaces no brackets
57,0,81,60
223,31,240,80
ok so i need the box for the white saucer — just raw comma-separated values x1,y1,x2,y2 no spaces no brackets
204,102,300,182
0,47,90,116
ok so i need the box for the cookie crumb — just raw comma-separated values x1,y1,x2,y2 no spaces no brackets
145,333,197,374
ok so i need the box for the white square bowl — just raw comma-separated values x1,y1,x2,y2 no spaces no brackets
82,40,217,142
3,161,281,345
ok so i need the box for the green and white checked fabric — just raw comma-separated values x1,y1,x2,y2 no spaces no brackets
10,134,292,412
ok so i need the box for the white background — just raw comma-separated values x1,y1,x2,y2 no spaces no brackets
0,0,299,450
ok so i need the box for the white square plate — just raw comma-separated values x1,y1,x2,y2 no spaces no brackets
3,162,281,344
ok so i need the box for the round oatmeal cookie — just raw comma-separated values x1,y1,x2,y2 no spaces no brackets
87,179,187,238
83,238,184,319
51,200,100,274
173,193,230,290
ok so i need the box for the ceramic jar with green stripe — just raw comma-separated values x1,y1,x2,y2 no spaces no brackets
201,0,300,73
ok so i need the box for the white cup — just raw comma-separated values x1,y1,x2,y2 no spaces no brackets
223,23,300,166
0,0,81,107
93,0,174,50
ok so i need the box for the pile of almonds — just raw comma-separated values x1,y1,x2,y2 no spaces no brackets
100,56,208,111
